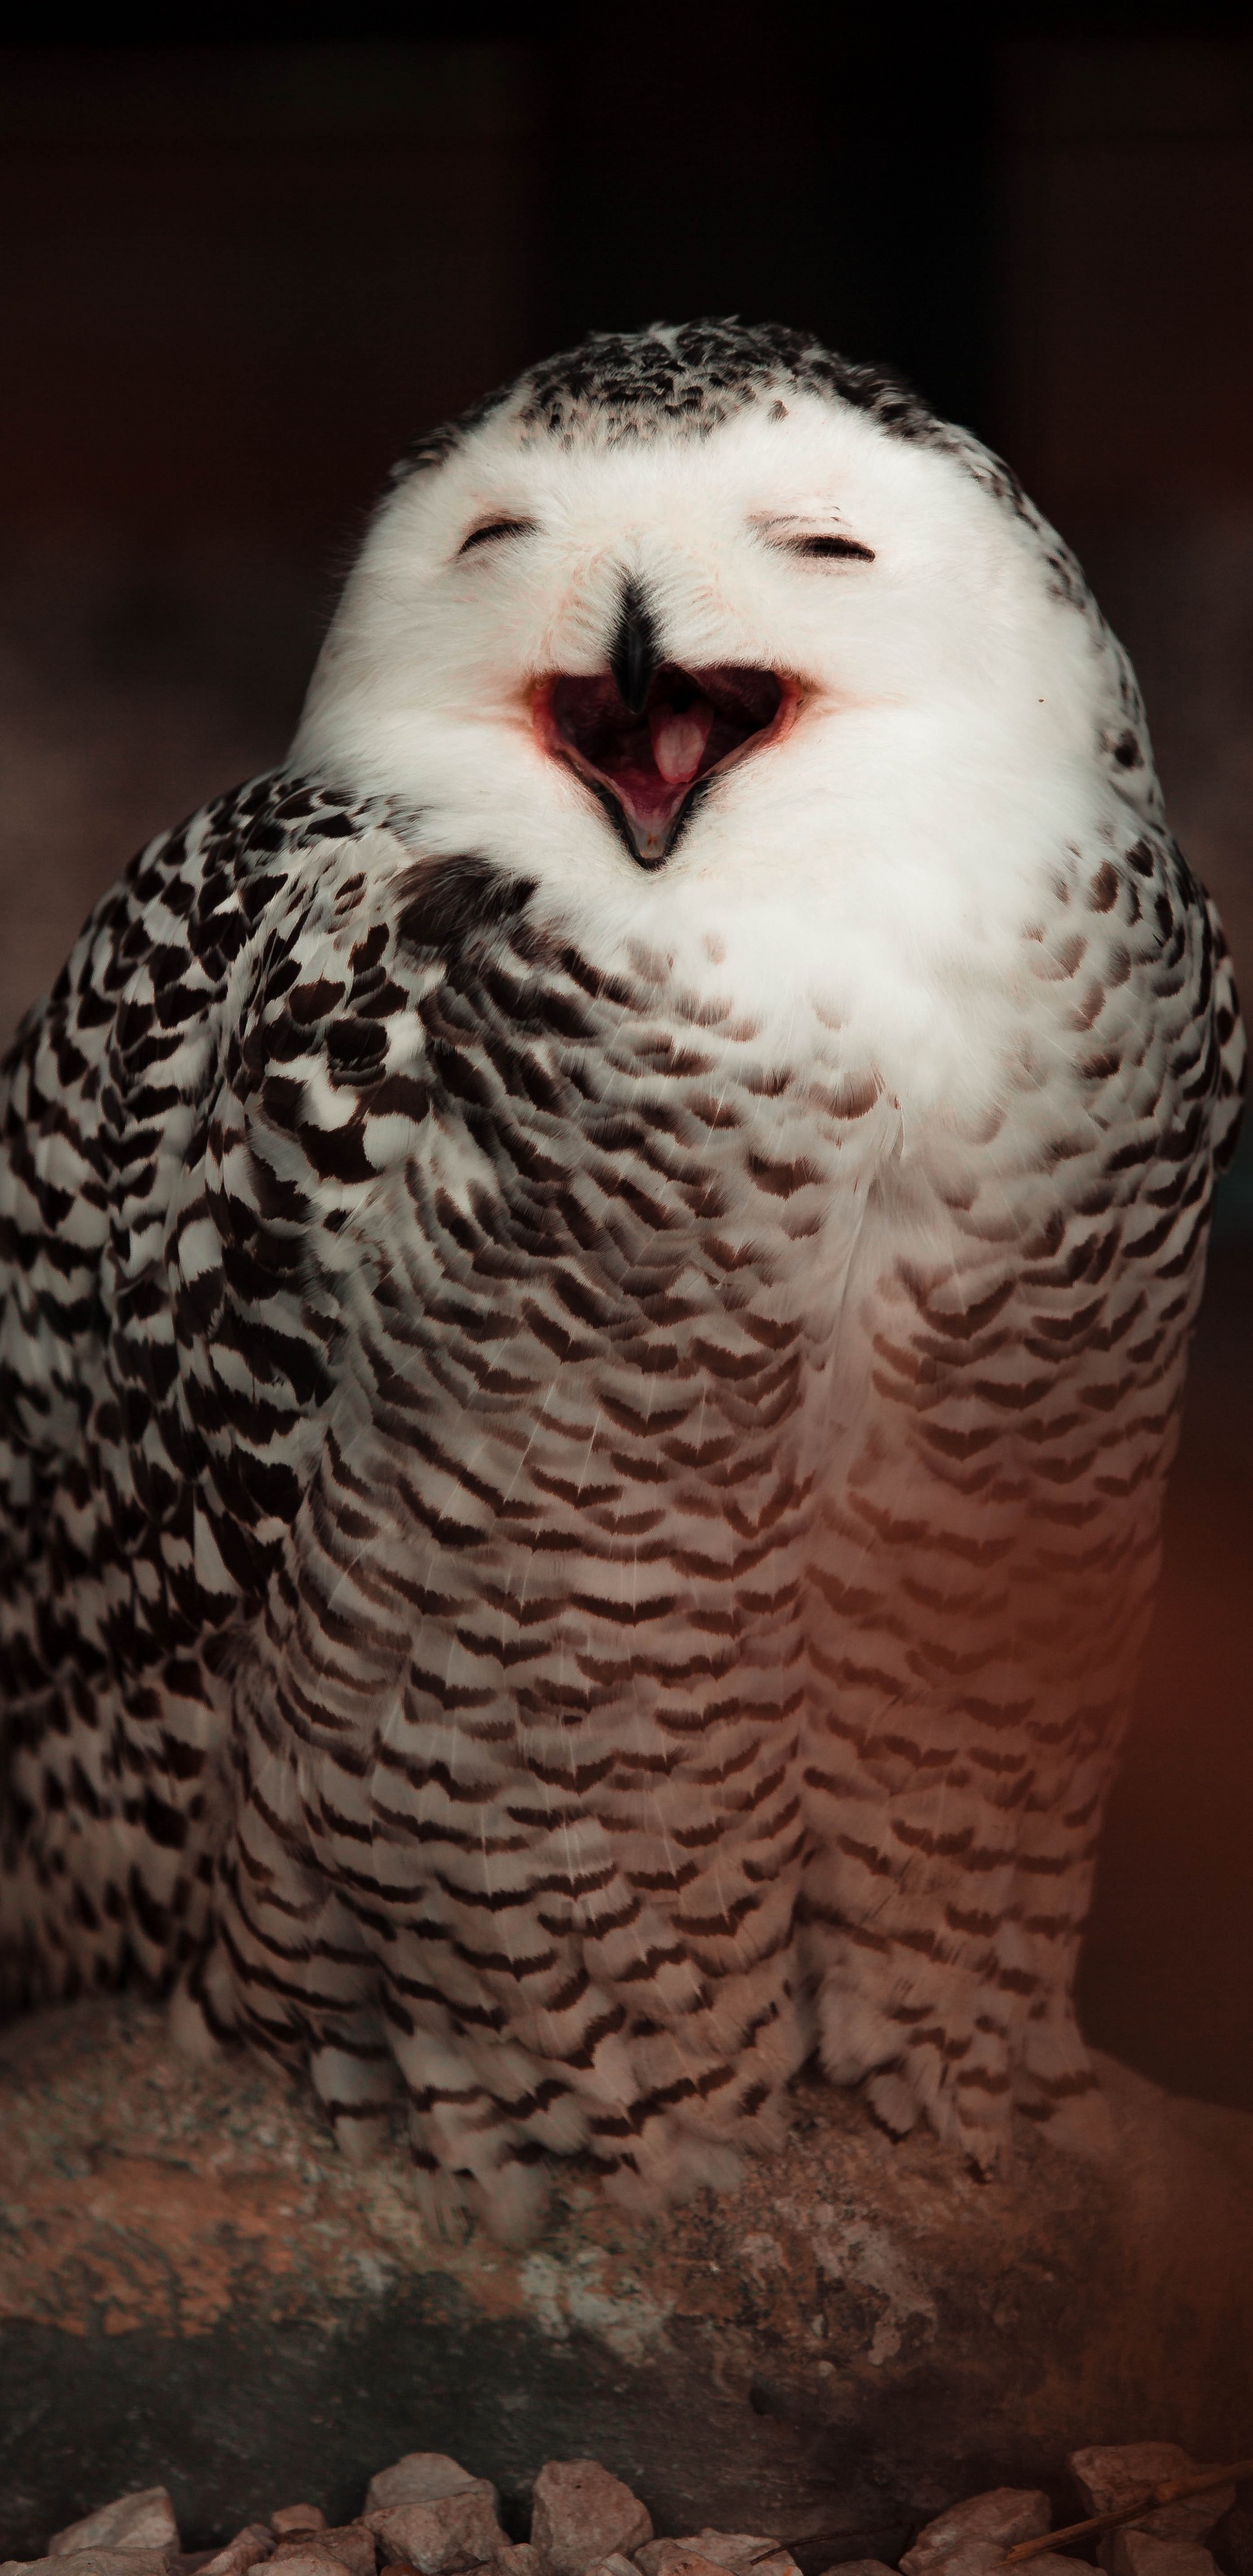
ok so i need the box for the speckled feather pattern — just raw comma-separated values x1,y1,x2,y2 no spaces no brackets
0,323,1244,2241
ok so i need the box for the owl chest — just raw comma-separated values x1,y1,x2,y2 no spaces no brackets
381,1010,901,1596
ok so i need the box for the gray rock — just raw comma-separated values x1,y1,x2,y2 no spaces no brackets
52,2505,179,2561
364,2493,505,2576
529,2465,652,2576
1070,2450,1236,2548
900,2492,1051,2576
1110,2541,1219,2576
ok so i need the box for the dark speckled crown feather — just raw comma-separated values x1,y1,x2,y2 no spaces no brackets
388,317,948,487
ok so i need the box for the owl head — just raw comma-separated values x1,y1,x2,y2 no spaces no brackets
292,322,1160,1040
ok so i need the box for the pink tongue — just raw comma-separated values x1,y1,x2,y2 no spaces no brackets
649,699,714,785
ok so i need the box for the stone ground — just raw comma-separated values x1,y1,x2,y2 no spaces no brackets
5,2446,1250,2576
2,2002,1253,2561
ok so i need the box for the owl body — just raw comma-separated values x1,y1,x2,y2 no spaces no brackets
0,325,1243,2239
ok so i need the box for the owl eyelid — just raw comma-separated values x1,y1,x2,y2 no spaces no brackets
785,533,875,563
456,516,539,556
752,514,876,564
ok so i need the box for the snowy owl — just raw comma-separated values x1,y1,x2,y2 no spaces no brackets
0,322,1243,2244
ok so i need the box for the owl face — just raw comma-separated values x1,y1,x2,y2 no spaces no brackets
293,370,1122,1102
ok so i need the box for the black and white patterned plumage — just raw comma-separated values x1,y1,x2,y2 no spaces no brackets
1,323,1243,2243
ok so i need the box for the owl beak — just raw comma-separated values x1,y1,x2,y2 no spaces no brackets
609,579,660,717
534,661,795,869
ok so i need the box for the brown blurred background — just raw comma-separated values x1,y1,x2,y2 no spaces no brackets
1,10,1250,2110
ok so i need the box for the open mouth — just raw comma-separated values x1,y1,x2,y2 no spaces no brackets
534,661,796,867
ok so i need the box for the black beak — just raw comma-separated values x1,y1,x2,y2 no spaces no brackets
609,577,660,717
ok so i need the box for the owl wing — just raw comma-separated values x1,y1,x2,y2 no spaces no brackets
0,772,438,1996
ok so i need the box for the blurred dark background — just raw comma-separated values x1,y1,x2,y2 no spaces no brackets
1,9,1250,2113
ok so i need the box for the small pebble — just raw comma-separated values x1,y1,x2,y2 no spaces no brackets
1070,2450,1236,2552
200,2531,275,2576
631,2556,724,2576
270,2526,325,2547
271,2536,375,2576
284,2540,369,2571
641,2534,799,2576
365,2472,491,2519
1023,2560,1099,2576
530,2464,652,2576
814,2564,895,2576
53,2502,180,2562
1111,2540,1220,2576
3,2554,178,2576
900,2491,1052,2576
364,2481,504,2576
